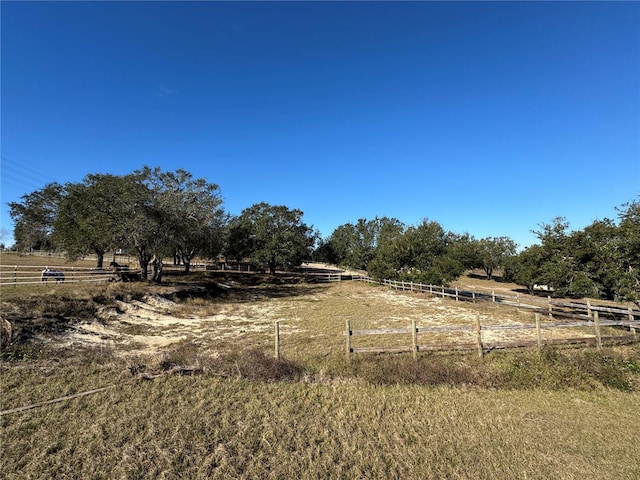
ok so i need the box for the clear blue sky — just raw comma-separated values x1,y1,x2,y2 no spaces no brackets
2,1,639,250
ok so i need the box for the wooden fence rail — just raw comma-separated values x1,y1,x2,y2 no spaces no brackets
355,276,640,324
344,313,640,360
0,266,142,286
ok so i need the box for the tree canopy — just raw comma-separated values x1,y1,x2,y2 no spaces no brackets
8,167,638,301
225,203,316,274
504,199,640,303
8,182,64,252
11,167,227,282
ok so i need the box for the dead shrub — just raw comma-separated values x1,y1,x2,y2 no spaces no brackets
211,349,303,382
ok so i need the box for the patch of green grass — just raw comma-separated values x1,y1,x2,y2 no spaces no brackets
490,347,640,391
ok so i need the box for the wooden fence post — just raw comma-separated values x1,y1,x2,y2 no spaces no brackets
455,288,459,302
14,265,17,287
594,311,602,351
472,291,476,303
535,313,542,350
629,306,636,337
587,300,592,320
475,316,484,358
492,290,495,303
411,319,418,360
345,320,352,361
548,296,553,318
274,321,280,360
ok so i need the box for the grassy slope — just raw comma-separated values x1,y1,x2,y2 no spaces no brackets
2,368,639,479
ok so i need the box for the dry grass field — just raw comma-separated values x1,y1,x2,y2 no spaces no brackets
2,253,640,479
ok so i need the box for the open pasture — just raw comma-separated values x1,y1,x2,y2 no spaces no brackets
2,270,640,479
6,276,630,361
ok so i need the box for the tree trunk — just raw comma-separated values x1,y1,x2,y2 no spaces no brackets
180,252,192,273
95,251,104,269
137,249,151,281
150,256,163,283
484,266,493,280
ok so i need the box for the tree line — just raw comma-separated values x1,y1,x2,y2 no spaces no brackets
8,167,315,281
313,202,639,304
313,217,517,285
7,167,639,304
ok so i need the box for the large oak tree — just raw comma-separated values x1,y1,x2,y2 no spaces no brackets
225,203,316,274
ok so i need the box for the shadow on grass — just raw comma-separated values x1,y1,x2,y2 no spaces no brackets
161,270,329,304
1,271,329,353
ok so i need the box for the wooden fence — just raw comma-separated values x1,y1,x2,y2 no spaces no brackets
356,277,640,323
0,265,141,286
344,312,640,360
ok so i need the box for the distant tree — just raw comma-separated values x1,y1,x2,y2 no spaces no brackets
506,216,608,298
312,238,340,265
446,233,481,272
531,217,578,296
475,236,517,280
53,175,125,268
225,203,316,274
8,183,64,252
50,171,165,279
101,171,159,280
368,219,466,285
323,223,358,267
140,167,226,273
401,220,464,285
224,215,256,264
567,219,619,299
615,197,640,304
503,244,546,293
326,217,404,271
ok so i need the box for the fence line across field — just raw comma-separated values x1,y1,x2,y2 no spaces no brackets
2,266,639,324
344,312,640,360
0,265,142,286
356,276,640,323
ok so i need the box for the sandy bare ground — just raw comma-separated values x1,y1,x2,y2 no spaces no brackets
43,274,603,358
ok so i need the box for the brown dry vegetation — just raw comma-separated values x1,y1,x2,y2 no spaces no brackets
1,257,640,479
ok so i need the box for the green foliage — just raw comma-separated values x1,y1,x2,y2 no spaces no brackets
138,167,226,272
475,236,517,280
225,203,316,273
53,175,127,268
8,183,64,252
11,167,228,281
505,199,640,302
321,217,404,271
325,218,518,286
367,219,468,285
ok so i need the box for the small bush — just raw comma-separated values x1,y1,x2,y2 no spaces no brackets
128,346,304,383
